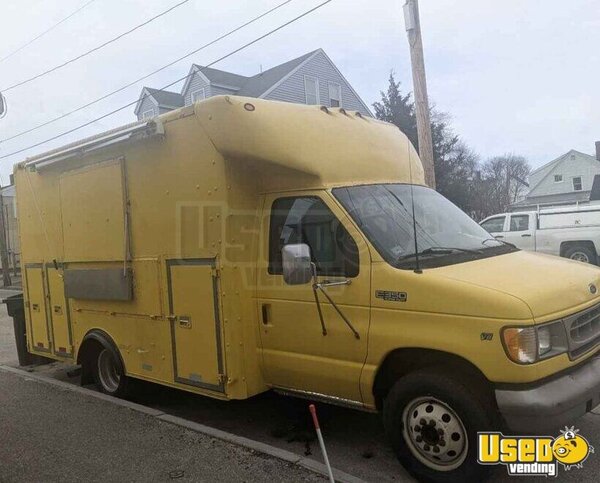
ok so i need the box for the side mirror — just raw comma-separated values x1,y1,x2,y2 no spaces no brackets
281,243,312,285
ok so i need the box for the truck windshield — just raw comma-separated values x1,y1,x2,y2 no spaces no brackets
333,184,518,269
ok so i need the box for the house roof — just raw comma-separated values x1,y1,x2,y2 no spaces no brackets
190,65,248,89
145,87,184,108
237,49,319,97
511,190,591,208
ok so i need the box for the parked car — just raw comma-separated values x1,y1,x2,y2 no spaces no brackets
480,207,600,264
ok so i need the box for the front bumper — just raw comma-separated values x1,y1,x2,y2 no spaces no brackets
495,353,600,434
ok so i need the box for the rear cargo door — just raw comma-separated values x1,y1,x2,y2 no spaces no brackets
24,265,51,353
46,266,73,357
167,259,224,393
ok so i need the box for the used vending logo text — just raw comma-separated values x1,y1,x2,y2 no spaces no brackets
478,427,594,476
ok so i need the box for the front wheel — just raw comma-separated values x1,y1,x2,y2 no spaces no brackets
94,348,129,397
383,369,496,482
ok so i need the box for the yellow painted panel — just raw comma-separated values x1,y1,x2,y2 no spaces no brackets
170,263,222,388
46,268,72,356
25,267,50,351
59,160,124,261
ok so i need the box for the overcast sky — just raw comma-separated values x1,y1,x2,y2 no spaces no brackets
0,0,598,183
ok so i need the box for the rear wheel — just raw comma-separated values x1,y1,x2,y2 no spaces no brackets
383,369,495,482
564,244,596,264
93,348,129,397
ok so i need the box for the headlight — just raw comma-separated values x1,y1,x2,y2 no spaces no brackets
502,321,568,364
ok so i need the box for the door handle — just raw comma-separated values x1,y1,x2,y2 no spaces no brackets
178,316,192,329
521,234,532,237
494,235,504,239
261,304,271,325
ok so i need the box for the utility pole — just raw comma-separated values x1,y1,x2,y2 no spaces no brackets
403,0,435,188
0,193,12,287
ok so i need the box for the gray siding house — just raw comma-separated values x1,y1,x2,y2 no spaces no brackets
511,143,600,210
133,49,372,120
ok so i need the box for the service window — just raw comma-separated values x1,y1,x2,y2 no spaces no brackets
509,215,529,232
269,197,359,277
480,216,506,233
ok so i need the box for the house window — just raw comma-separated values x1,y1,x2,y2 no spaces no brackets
304,76,319,105
191,88,206,103
573,176,583,191
328,82,341,107
554,174,563,183
141,109,155,120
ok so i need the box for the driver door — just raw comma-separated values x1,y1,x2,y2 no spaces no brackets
257,191,371,403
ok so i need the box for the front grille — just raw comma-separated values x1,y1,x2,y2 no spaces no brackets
564,303,600,359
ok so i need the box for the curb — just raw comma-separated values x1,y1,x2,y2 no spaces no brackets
0,364,365,483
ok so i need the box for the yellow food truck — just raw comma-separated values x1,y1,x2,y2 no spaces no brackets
12,96,600,481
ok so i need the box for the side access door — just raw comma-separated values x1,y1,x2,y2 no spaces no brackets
24,264,51,354
257,191,371,404
166,259,225,393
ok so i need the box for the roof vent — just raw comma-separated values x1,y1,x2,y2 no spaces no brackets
338,108,347,115
319,105,330,114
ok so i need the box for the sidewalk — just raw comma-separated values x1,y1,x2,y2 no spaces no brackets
0,370,324,483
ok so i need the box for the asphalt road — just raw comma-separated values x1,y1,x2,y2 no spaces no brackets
1,287,599,482
0,370,324,483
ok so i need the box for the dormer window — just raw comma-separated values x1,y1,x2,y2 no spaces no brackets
304,76,319,105
328,82,341,108
142,109,155,120
191,88,206,103
554,174,563,183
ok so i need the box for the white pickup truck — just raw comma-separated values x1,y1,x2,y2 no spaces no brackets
480,206,600,264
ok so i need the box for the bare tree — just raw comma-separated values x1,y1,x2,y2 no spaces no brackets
478,154,531,216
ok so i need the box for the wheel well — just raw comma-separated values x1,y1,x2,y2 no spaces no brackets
560,240,597,257
372,348,493,411
77,329,124,385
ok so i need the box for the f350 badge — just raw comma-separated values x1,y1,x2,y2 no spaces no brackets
375,290,407,302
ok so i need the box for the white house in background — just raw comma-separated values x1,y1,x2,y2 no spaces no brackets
510,143,600,211
133,49,372,120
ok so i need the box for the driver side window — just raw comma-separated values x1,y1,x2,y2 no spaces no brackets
481,216,506,233
268,196,359,277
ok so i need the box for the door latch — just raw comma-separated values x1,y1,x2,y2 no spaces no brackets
178,316,192,329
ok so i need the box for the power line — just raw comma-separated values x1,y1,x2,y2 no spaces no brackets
1,0,191,92
0,0,97,65
0,0,333,161
1,0,293,144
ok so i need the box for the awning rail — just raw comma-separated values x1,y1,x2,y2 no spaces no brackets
22,119,164,171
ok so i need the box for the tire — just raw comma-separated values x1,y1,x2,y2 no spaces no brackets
92,347,130,397
563,244,597,264
383,368,496,482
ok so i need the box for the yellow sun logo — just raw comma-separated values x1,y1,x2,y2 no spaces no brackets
552,427,594,469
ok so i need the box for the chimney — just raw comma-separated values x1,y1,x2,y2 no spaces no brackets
596,141,600,162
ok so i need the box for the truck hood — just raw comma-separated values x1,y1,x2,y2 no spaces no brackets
433,250,600,321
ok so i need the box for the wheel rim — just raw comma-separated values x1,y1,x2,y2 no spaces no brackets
402,396,468,472
570,251,590,263
97,349,121,393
